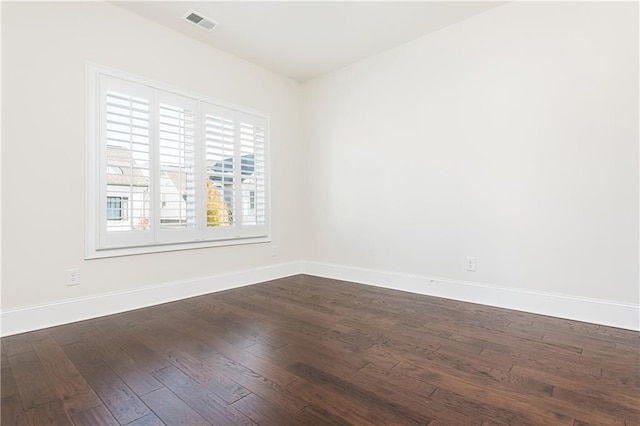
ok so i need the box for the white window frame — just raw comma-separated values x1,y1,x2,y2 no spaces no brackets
86,63,270,259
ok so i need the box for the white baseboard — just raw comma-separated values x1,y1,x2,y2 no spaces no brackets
301,261,640,331
0,262,301,337
2,260,637,336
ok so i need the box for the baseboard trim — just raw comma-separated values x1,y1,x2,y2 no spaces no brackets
0,262,301,337
3,260,637,336
301,261,640,331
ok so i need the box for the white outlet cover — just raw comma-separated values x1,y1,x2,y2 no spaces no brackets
466,257,476,272
67,269,80,286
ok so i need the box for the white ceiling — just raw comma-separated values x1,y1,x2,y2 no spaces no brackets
114,1,505,82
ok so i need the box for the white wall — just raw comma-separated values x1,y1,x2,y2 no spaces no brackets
1,2,303,311
2,1,638,333
302,2,639,305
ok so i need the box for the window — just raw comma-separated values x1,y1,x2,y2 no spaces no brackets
106,196,128,220
86,65,269,257
249,190,256,210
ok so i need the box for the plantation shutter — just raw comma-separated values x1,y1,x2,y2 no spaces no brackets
202,103,237,239
237,111,268,238
202,105,268,239
99,75,154,249
91,66,269,255
155,91,198,243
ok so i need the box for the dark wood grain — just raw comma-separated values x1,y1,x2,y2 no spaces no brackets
200,350,307,416
70,405,119,426
31,336,102,415
152,365,254,425
232,392,295,425
62,341,151,424
142,338,250,404
2,333,33,357
1,362,29,426
25,399,73,426
1,274,638,425
140,387,209,426
49,321,97,347
292,403,354,426
81,330,163,396
125,413,166,426
7,351,58,410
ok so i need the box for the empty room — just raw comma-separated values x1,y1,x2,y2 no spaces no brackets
1,1,638,425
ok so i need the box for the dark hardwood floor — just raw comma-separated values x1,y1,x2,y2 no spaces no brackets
1,274,639,425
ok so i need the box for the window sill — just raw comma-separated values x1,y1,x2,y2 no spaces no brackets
85,236,270,259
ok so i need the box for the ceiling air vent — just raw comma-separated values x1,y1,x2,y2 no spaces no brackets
184,10,218,31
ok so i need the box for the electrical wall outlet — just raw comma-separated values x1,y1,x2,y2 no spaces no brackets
271,245,279,257
67,269,80,286
465,257,476,272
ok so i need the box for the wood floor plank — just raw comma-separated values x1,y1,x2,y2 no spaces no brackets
1,364,29,426
511,363,639,407
359,362,439,398
601,364,640,391
23,329,53,343
288,379,380,426
25,399,73,426
91,323,169,373
358,363,481,425
0,393,29,426
394,360,625,425
134,312,222,359
201,351,307,416
140,387,209,426
427,387,549,426
268,330,376,370
179,321,300,386
63,341,152,424
128,328,251,403
2,334,33,357
1,275,638,425
551,386,640,421
232,392,296,425
126,413,166,426
178,303,287,349
288,361,433,425
70,404,119,426
153,365,255,425
285,351,439,423
246,339,372,373
292,403,354,426
1,363,20,399
81,330,163,396
49,321,97,347
1,341,8,364
7,351,58,410
31,337,101,415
